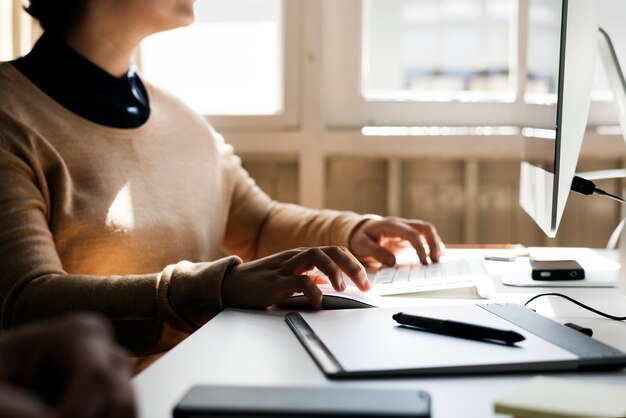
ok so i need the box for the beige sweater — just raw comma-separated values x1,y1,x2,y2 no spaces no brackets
0,63,366,354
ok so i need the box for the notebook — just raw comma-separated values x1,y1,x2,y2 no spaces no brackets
285,303,626,378
494,376,626,418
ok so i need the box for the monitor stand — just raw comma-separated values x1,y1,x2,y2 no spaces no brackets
598,28,626,144
597,27,626,295
576,29,626,188
577,28,626,181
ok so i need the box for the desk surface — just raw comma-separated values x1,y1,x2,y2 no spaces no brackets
132,251,626,418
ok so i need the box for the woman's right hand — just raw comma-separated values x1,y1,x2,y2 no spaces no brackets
221,246,370,310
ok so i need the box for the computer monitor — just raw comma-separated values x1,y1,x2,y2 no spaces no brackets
519,0,599,238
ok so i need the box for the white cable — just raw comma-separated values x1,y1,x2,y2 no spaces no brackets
607,217,626,250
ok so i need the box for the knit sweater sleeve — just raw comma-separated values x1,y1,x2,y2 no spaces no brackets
0,121,238,355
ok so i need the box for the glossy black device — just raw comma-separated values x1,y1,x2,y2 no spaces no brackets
174,385,431,418
392,312,525,344
530,259,585,281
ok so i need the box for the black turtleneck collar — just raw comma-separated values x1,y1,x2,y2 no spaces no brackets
12,33,150,129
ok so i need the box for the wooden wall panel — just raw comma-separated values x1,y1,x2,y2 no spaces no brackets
477,161,546,246
241,158,299,204
554,159,623,248
325,158,387,215
401,160,465,244
241,155,622,248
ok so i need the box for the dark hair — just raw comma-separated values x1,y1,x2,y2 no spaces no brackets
24,0,88,36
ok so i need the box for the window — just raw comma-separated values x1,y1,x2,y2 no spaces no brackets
325,0,626,129
139,0,298,129
0,0,38,61
525,0,626,103
363,0,514,101
525,0,559,102
0,0,12,61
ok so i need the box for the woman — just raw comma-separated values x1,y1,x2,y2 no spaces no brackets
0,0,443,365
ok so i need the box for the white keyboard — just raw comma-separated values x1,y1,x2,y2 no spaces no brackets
370,255,495,298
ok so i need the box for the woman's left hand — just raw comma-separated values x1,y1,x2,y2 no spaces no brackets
349,217,444,267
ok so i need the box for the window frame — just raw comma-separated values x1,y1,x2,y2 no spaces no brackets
323,0,618,129
138,0,301,131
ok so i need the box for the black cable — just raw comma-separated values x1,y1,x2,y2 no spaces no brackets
595,188,626,204
524,292,626,321
571,176,626,203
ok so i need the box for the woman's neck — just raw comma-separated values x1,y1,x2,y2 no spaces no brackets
65,21,143,78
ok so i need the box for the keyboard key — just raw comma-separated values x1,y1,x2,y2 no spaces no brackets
393,266,411,283
374,268,395,284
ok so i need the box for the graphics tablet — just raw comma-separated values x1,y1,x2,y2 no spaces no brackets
286,303,626,378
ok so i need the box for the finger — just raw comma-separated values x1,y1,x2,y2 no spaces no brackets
59,367,108,418
374,220,429,264
279,275,323,309
59,351,134,418
310,275,331,285
360,237,397,267
58,336,126,418
264,248,308,268
0,383,55,418
98,349,136,418
283,248,345,291
98,359,136,418
323,247,370,291
408,220,444,262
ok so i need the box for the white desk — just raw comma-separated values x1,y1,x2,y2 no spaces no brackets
133,252,626,418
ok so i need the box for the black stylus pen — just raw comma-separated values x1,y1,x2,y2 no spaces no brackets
392,312,525,344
